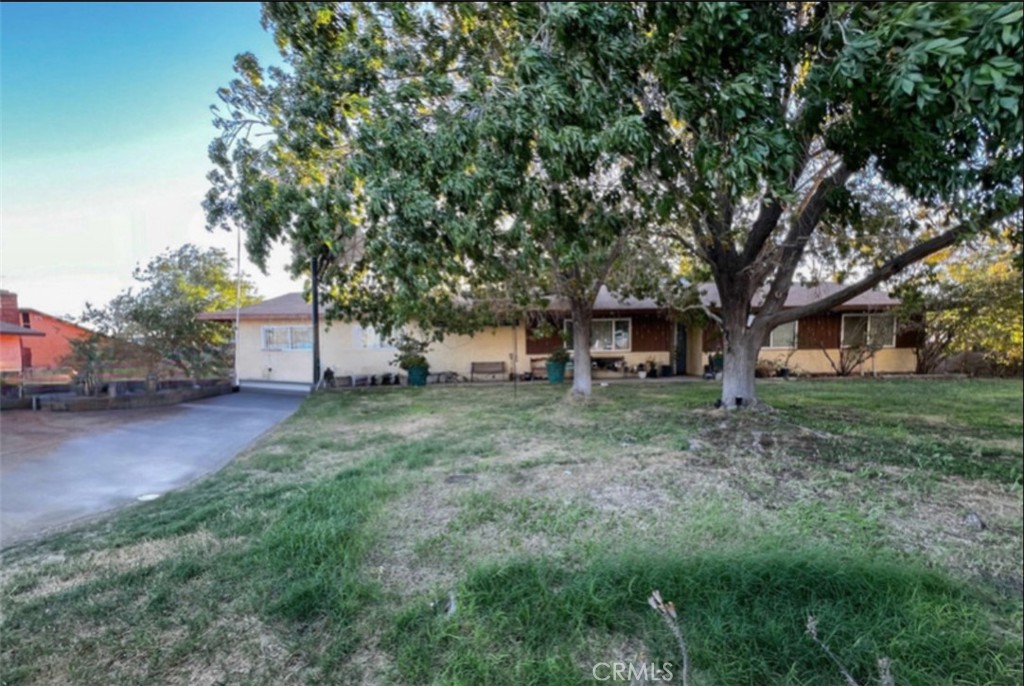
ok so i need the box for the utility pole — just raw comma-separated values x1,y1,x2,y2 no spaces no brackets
311,255,321,388
234,223,242,389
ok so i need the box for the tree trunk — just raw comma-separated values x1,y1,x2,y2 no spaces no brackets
718,293,764,408
570,298,593,398
720,336,759,408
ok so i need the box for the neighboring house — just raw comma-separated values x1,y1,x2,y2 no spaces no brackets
0,291,45,374
17,308,93,369
201,283,915,389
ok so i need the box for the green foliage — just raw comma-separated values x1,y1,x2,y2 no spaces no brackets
80,244,260,381
547,347,571,364
208,2,1023,404
390,333,431,371
899,241,1023,374
62,305,163,394
208,2,686,396
62,333,116,396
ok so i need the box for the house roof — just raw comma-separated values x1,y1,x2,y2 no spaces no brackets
200,282,898,323
20,308,96,335
545,288,662,312
696,282,900,311
0,321,45,336
198,293,319,322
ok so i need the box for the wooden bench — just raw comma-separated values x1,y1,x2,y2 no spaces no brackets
470,361,505,381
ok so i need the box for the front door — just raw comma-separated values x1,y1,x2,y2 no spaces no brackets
674,323,687,375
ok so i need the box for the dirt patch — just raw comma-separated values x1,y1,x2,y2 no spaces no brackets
387,415,446,438
366,474,474,595
345,633,395,686
180,614,304,686
883,477,1024,582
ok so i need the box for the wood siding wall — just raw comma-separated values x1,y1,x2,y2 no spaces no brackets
525,311,671,355
525,328,562,355
525,309,914,358
630,313,672,352
703,325,722,352
796,314,841,349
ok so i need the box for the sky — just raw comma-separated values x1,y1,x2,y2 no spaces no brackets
1,2,302,318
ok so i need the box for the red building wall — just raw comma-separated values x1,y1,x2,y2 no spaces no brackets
19,310,92,369
1,291,26,373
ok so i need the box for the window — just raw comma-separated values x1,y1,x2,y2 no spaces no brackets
21,312,31,328
353,324,393,350
767,321,798,348
564,319,631,352
841,314,896,348
262,326,314,351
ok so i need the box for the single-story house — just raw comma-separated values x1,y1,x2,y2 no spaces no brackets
200,282,916,390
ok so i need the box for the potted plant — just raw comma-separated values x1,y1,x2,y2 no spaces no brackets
645,356,659,379
637,363,647,380
546,348,571,384
391,335,431,386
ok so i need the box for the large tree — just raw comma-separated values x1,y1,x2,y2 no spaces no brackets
643,2,1021,404
209,2,1021,404
208,3,674,397
82,244,260,382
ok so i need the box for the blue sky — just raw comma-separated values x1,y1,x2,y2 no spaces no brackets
1,2,299,316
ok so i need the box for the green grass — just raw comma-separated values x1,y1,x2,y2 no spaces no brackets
763,379,1024,484
1,378,1021,685
390,549,1013,685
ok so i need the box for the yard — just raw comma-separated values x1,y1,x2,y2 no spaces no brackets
1,378,1021,685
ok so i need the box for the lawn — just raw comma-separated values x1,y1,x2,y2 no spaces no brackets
1,378,1021,685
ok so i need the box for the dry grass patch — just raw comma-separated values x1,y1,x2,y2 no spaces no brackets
2,529,243,603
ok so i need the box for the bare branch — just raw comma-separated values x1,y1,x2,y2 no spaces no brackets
765,201,1022,327
758,164,852,321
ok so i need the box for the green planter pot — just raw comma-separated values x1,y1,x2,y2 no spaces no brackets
545,360,567,384
407,366,429,387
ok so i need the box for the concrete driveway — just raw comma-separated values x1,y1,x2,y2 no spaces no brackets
0,391,304,547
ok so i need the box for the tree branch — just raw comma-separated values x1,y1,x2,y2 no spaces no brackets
766,202,1022,326
740,198,784,265
759,164,851,319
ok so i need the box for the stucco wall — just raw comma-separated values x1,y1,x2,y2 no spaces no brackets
689,327,917,376
239,320,535,383
764,347,917,375
238,320,315,383
428,327,527,378
686,327,704,376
